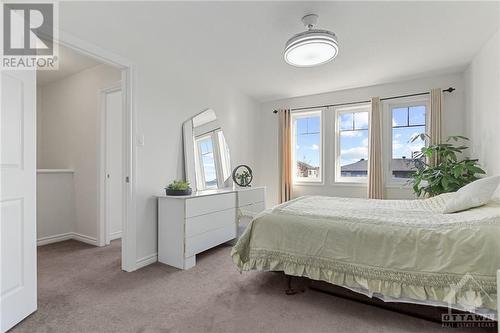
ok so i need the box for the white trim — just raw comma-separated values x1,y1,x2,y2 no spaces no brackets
99,82,123,248
331,182,367,188
109,231,122,241
72,233,99,246
53,30,137,272
136,253,158,269
293,181,325,187
36,169,74,173
101,82,122,94
37,233,73,246
37,232,98,246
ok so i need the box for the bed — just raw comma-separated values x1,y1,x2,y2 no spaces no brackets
231,194,500,317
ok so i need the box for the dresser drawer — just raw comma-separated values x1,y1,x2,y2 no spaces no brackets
185,208,236,238
239,201,265,217
185,192,236,218
238,188,265,207
185,225,236,257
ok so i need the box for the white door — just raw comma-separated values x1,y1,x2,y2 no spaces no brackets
0,70,37,332
105,89,123,244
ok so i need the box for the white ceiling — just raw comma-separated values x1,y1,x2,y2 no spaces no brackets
37,45,101,86
60,1,500,101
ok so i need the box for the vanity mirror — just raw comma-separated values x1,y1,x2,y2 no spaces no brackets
183,109,232,191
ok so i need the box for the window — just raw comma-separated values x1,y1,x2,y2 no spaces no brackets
195,134,218,189
335,105,370,182
291,111,322,182
390,103,427,180
194,129,232,190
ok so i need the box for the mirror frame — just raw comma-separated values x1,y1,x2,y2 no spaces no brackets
183,120,198,190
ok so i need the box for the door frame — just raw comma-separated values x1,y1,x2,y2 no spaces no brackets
55,31,137,272
99,82,123,246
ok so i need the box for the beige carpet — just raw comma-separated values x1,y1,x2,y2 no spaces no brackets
11,240,494,333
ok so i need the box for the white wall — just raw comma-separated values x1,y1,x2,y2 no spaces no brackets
37,64,122,244
133,59,259,264
37,171,76,245
465,30,500,178
58,4,260,266
257,73,466,206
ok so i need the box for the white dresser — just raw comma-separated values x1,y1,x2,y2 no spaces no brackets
158,186,265,269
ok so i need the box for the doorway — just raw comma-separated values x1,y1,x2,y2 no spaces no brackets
34,38,135,272
1,35,136,332
102,84,124,245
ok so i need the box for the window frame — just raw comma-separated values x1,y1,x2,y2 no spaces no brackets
194,133,217,190
291,109,324,185
193,129,228,190
333,103,371,184
383,96,430,186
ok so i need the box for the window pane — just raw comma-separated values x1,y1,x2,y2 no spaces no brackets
296,116,308,134
409,106,426,126
294,115,321,181
392,126,425,179
339,129,368,177
392,107,408,127
354,111,369,130
197,137,217,188
297,116,320,135
339,113,353,131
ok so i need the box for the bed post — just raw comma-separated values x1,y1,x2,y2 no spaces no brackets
285,275,305,295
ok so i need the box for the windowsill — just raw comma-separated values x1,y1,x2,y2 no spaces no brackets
385,183,411,189
292,181,419,191
293,181,324,186
332,181,367,187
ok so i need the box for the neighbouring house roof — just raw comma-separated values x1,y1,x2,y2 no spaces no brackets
297,160,319,170
341,158,418,172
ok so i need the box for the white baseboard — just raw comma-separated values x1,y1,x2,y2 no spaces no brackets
72,233,98,246
37,232,73,246
109,231,122,241
136,253,157,269
37,232,98,247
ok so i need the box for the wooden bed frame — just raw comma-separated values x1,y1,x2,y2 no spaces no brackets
284,274,497,329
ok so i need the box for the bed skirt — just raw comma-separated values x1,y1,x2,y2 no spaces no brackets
231,247,497,315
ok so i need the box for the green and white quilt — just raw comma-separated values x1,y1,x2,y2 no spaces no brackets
232,194,500,312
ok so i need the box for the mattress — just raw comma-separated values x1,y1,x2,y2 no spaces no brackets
231,194,500,314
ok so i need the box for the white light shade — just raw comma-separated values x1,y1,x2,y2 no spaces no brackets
284,29,339,67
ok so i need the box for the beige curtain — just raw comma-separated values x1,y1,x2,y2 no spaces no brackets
429,88,443,166
368,97,384,199
278,109,292,203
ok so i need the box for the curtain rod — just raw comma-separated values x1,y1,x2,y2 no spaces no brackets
272,87,455,114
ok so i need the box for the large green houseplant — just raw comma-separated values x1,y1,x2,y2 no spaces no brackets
409,134,486,197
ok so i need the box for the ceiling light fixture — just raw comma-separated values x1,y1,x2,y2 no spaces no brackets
284,14,339,67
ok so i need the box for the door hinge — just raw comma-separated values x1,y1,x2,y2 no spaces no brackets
125,176,130,183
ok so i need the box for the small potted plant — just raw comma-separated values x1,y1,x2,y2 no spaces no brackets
165,180,192,196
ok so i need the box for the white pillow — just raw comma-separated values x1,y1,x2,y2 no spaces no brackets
443,176,500,213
